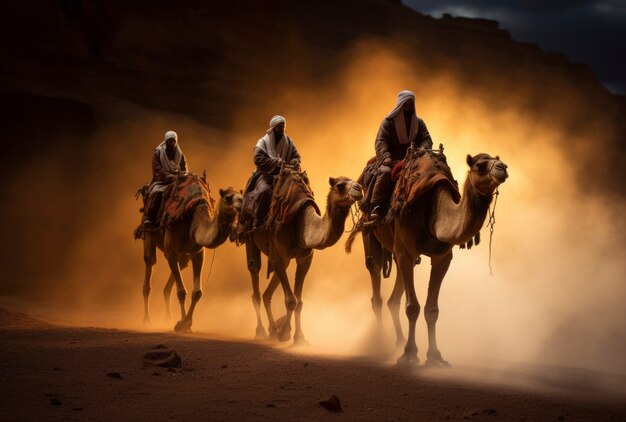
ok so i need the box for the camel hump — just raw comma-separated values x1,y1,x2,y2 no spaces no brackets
388,149,459,220
266,167,319,232
160,174,216,227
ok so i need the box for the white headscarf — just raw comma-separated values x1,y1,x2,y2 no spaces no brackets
156,130,182,173
386,91,418,145
267,115,286,134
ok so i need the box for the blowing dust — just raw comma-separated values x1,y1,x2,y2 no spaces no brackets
1,40,624,377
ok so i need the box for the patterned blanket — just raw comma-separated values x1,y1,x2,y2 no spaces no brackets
160,174,215,227
386,147,459,221
265,167,319,233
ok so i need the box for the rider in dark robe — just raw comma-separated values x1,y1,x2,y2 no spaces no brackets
369,91,433,220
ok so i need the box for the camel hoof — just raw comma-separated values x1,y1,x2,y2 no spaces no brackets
425,358,451,368
425,351,451,368
278,326,292,342
174,319,192,333
255,327,268,340
397,353,419,366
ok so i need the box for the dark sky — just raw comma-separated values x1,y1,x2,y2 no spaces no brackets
403,0,626,94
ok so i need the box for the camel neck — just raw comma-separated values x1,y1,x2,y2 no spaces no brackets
297,193,351,250
430,173,492,245
191,204,231,248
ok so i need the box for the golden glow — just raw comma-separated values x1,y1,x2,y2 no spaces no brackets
5,40,624,375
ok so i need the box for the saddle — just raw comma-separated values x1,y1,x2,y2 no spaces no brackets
134,174,215,239
265,166,319,233
385,146,459,222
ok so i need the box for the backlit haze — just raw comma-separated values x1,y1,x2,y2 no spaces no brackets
2,38,624,377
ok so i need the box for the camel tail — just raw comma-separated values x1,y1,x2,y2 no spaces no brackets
345,229,360,254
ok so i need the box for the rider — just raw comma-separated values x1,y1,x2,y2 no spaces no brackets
242,115,301,229
143,130,188,228
369,90,433,220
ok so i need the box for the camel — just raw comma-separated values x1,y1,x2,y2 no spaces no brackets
140,178,243,333
347,151,508,365
243,169,363,344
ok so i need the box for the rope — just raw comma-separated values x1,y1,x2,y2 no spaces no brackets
204,248,217,286
346,203,361,233
486,187,500,276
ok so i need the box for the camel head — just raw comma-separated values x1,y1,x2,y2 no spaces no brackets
466,153,509,196
218,187,244,216
328,176,363,208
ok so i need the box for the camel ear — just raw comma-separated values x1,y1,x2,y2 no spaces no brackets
328,176,335,186
219,188,225,197
466,154,474,167
495,155,500,160
239,189,243,195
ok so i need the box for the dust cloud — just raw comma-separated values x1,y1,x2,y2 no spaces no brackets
1,39,624,378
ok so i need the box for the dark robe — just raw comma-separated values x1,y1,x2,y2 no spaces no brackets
241,132,301,229
370,114,433,212
375,114,433,164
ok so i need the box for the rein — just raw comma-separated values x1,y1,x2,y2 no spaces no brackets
468,164,501,276
486,186,500,276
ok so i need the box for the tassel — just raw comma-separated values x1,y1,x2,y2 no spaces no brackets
467,238,473,249
459,243,466,249
474,232,481,246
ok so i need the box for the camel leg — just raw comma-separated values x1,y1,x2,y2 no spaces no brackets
142,238,157,325
388,257,406,349
247,240,267,339
163,273,175,322
363,232,384,337
270,257,296,342
395,247,420,365
293,253,313,346
177,249,204,333
425,251,453,367
262,273,281,338
166,255,188,332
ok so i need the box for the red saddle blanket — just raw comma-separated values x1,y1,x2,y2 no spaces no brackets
388,147,459,220
266,167,320,232
161,174,215,227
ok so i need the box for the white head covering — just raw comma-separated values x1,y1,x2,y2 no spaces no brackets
267,115,286,133
386,91,418,145
386,90,415,118
164,130,178,142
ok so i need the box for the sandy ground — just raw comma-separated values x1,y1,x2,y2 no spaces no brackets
0,308,624,421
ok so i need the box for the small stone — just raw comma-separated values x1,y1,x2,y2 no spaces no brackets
50,399,62,406
152,372,160,376
143,347,182,368
107,372,122,379
483,408,497,415
266,403,276,408
221,365,228,369
319,395,342,412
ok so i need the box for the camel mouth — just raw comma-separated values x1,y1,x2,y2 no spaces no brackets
491,172,508,184
348,183,363,201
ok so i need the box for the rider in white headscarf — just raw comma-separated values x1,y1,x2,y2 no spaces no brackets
241,115,301,229
143,130,188,227
369,91,433,220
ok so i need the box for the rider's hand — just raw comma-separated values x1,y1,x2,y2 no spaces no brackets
382,158,392,167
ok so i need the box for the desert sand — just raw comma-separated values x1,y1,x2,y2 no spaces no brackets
1,308,624,421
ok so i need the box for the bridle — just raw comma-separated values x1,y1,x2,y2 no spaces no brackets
468,159,502,276
468,159,498,197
